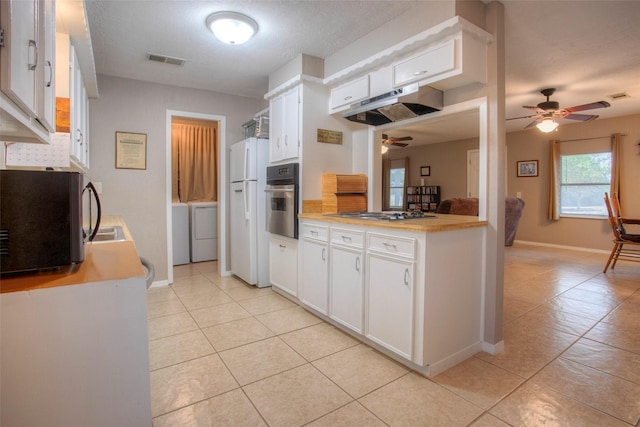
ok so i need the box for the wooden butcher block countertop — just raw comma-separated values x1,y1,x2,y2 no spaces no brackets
299,212,488,232
1,217,143,294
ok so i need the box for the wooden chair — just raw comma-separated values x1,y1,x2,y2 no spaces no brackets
603,192,640,273
612,192,640,226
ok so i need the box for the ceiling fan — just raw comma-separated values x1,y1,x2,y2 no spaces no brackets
381,133,412,147
507,88,611,132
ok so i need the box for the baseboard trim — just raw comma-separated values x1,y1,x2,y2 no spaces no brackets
482,340,504,354
513,240,609,255
149,280,170,289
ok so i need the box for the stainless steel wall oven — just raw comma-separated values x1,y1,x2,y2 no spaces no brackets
265,163,299,239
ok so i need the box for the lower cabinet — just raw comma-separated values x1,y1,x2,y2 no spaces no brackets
330,245,364,333
301,237,328,314
366,253,414,359
269,236,298,296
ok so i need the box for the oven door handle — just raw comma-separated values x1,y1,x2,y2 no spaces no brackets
264,188,294,193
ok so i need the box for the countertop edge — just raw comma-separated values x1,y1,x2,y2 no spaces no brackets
298,213,488,232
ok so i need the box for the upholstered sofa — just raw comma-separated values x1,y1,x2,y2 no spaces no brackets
436,196,525,246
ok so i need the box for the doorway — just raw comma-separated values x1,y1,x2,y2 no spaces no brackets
165,110,226,285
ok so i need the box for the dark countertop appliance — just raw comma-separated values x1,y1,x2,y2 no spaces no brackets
0,170,101,276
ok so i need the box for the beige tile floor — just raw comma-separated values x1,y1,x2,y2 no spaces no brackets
147,244,640,426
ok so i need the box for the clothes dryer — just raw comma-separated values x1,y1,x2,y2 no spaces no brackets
189,202,218,262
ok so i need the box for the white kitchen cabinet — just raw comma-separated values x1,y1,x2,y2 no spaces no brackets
329,226,365,333
366,232,416,360
368,64,393,99
301,223,329,314
329,75,369,110
366,251,414,360
393,33,486,91
69,45,89,169
269,85,299,163
0,0,56,143
269,235,298,297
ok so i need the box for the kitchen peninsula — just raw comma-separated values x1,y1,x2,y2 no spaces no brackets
297,212,487,376
0,218,152,426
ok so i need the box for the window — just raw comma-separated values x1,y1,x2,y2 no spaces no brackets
389,165,406,209
560,152,611,217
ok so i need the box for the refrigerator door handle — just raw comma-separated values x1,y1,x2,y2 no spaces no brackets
243,181,250,220
244,143,250,181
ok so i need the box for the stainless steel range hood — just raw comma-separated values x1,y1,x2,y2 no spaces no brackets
343,83,443,126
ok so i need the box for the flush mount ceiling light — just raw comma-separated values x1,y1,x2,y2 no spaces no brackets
536,117,559,133
381,145,389,154
206,12,258,45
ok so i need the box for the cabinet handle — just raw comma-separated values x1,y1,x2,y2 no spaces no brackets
310,230,318,237
279,244,286,249
413,70,427,76
344,95,352,101
284,134,288,147
355,256,360,272
404,268,410,286
46,60,53,87
383,242,397,250
322,247,326,261
77,129,83,145
276,137,280,148
28,40,38,71
341,235,352,243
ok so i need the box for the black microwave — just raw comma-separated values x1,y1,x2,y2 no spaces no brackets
0,170,101,276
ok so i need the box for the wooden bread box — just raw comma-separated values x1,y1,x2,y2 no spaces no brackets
322,173,368,213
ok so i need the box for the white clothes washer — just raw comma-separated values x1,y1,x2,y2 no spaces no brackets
189,201,218,262
172,203,190,265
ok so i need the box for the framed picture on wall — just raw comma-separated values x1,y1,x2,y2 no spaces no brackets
517,160,538,177
116,131,147,170
420,166,431,176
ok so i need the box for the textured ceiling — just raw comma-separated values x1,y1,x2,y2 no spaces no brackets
85,0,640,142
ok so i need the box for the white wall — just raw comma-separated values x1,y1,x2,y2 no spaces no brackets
88,75,263,281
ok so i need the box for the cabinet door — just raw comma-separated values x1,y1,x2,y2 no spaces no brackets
366,253,414,359
36,0,55,132
70,47,88,167
269,236,298,296
301,239,329,314
393,39,455,87
330,246,364,333
269,94,284,162
330,75,369,110
0,0,38,116
282,86,299,160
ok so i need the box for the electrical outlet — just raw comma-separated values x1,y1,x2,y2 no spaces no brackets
516,191,522,198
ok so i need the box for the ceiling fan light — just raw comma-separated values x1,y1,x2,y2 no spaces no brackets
206,12,258,45
536,118,559,133
381,145,389,154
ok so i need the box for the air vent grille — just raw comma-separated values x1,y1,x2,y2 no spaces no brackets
147,53,186,66
0,229,9,257
608,92,630,100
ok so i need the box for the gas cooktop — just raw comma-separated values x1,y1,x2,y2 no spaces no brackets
328,211,436,221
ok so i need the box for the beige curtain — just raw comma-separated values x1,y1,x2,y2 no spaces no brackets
547,139,560,220
171,122,218,203
610,133,622,199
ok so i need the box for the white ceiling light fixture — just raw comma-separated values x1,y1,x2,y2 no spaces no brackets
381,145,389,154
536,117,559,133
206,12,258,45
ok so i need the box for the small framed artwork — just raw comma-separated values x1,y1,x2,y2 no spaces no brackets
517,160,538,177
420,166,431,176
116,131,147,170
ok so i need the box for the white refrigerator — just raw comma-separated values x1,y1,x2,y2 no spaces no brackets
229,138,270,287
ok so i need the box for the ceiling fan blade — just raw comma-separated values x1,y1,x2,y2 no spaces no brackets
565,101,610,113
507,114,541,121
390,141,409,147
387,136,413,142
524,118,542,129
564,113,599,122
523,106,547,114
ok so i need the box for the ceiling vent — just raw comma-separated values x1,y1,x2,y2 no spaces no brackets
146,53,186,66
608,92,630,101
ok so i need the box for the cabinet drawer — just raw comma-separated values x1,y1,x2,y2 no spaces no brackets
330,75,369,110
302,223,329,241
368,233,416,259
393,39,455,87
331,227,364,248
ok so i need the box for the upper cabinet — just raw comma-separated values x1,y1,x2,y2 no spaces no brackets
330,75,369,110
393,33,486,91
269,85,300,163
0,0,56,143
